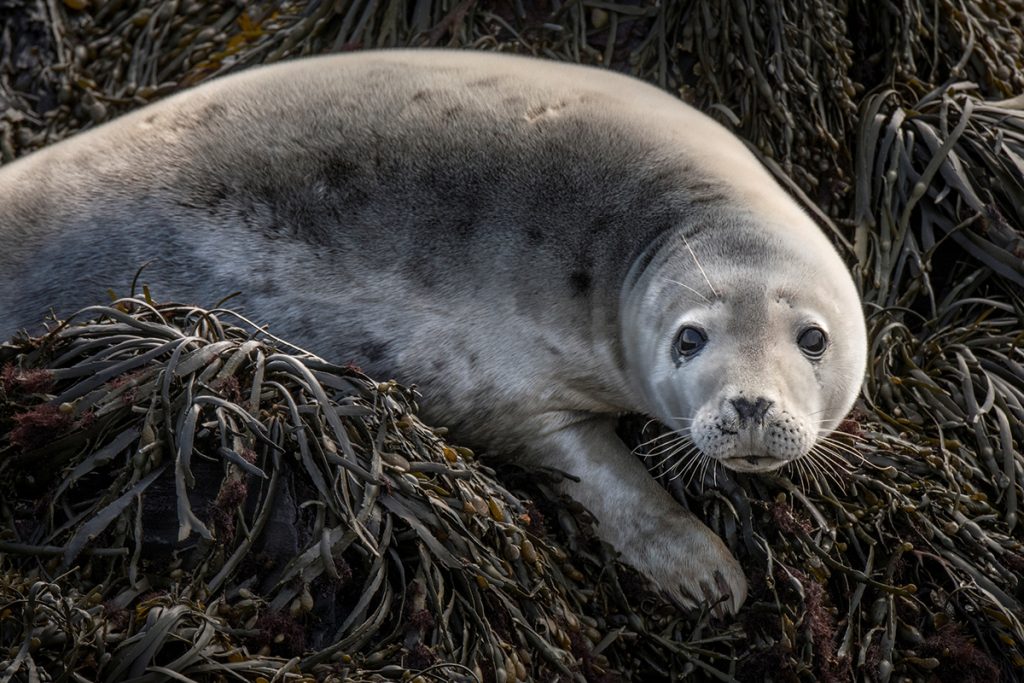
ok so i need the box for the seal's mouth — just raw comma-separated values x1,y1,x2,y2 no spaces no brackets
720,455,789,472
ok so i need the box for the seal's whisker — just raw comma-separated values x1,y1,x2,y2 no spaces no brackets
664,445,701,480
798,458,824,495
816,445,863,469
810,422,868,443
692,453,714,492
665,278,712,305
792,459,811,495
635,423,692,441
632,428,690,451
681,234,718,298
632,435,682,454
813,444,855,472
646,453,682,475
668,447,704,483
812,458,841,495
816,436,867,462
648,447,689,466
804,450,845,493
821,450,859,481
806,460,830,496
808,441,849,466
650,439,697,470
799,458,824,496
683,453,706,489
799,458,821,495
812,423,868,444
649,443,690,471
688,456,705,491
816,432,866,452
633,438,684,458
639,417,667,436
807,447,855,492
817,430,868,448
660,439,697,462
635,434,691,460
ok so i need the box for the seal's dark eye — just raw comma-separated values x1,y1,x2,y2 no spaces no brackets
674,326,707,360
798,327,828,359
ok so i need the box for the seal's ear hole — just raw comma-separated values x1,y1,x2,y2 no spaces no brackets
673,325,707,361
797,326,828,359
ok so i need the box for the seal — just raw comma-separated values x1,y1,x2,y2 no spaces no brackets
0,50,868,613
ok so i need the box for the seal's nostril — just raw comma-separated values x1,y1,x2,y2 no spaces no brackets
731,397,773,422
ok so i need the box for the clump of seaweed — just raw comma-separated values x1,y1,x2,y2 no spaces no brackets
0,300,617,681
854,87,1024,308
1,291,1022,680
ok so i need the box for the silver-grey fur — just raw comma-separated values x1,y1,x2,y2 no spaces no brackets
0,50,868,613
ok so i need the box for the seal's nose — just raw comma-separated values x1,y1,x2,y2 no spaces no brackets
731,397,773,424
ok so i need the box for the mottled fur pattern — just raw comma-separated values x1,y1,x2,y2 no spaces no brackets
0,50,867,613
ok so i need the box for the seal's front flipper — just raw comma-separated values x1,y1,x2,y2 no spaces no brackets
531,416,747,615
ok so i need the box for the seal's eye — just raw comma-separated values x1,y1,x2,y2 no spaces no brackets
798,326,828,359
674,326,707,360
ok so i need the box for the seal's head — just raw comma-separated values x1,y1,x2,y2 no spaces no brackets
622,209,867,474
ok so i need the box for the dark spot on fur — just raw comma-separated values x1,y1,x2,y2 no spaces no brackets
468,353,479,369
526,226,544,245
406,256,436,290
680,178,731,206
544,343,564,358
525,104,552,121
449,216,475,237
590,213,612,234
358,340,390,364
319,153,361,185
443,106,462,119
198,102,228,124
469,76,502,88
569,270,592,296
411,90,431,101
686,190,730,206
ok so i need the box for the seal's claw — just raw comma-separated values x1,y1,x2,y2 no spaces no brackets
689,553,745,617
622,512,747,617
714,568,745,615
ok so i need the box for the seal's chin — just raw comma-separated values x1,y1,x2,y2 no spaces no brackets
719,455,791,473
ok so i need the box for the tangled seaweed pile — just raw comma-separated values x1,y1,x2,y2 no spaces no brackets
1,301,631,682
2,293,1015,682
2,0,1024,681
1,300,1022,682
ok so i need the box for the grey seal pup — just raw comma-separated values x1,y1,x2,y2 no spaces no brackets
0,50,868,613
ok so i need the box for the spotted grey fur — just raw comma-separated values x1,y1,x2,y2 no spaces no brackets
0,50,869,613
